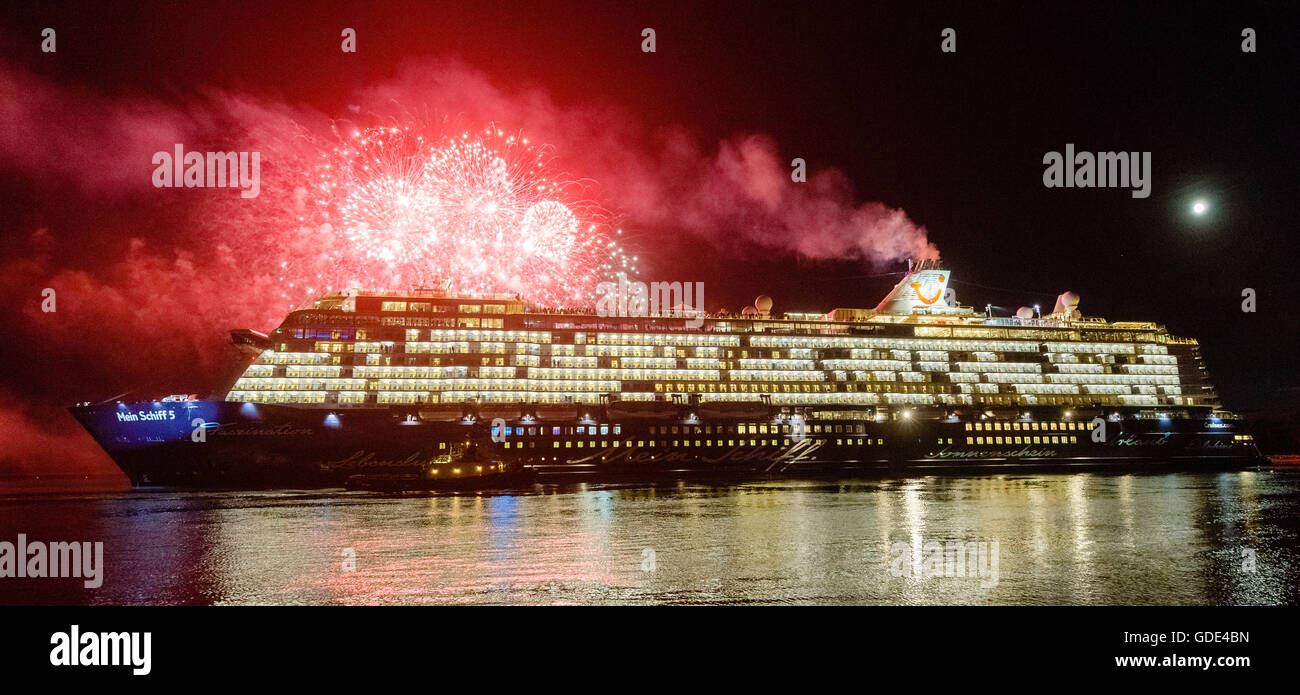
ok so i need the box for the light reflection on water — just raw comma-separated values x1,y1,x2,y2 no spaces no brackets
1,471,1297,605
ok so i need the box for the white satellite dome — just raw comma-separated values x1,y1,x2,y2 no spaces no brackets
741,305,759,316
755,295,774,313
1052,291,1081,317
1015,306,1034,320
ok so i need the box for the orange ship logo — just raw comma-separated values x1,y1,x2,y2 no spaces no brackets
910,275,945,305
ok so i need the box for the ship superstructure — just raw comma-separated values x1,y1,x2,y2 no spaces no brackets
225,261,1219,414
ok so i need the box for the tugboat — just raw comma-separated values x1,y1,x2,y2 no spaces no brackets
343,442,536,491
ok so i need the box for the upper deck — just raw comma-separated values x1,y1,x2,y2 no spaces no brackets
225,266,1217,413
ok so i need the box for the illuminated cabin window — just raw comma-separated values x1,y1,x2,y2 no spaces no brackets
381,301,407,312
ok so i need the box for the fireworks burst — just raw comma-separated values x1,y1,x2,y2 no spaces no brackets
279,126,634,306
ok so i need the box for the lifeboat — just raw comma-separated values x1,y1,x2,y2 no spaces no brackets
982,407,1024,421
1063,407,1105,420
418,403,469,422
698,401,771,420
607,400,680,420
534,404,581,420
478,404,523,421
898,405,948,420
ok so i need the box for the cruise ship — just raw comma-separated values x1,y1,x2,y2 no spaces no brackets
70,261,1264,487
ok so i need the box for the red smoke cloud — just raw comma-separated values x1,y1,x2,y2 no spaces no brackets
0,56,935,483
0,66,194,196
0,230,284,486
613,131,938,263
353,58,937,264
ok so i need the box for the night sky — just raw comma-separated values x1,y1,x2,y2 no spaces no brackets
1,0,1297,481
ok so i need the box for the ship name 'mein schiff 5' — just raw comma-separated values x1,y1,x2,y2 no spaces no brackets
70,260,1264,488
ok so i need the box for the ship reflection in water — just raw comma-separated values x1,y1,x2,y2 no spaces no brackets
1,470,1298,605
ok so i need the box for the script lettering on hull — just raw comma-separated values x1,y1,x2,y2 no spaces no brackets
926,446,1059,460
566,439,827,468
212,423,316,437
323,451,434,470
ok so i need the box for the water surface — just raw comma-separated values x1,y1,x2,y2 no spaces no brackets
1,470,1296,605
